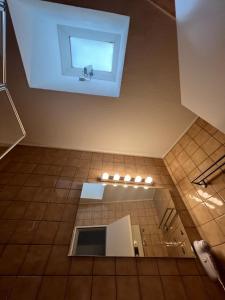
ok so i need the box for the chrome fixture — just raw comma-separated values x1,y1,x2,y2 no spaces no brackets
79,65,94,81
191,155,225,188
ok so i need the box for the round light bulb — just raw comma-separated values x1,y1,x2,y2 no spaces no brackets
101,172,109,180
124,174,131,182
145,176,153,184
113,173,120,181
134,185,138,189
135,176,142,183
124,184,128,188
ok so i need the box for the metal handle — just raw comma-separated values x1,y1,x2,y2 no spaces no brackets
159,208,173,228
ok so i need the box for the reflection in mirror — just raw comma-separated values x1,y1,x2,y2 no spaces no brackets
69,183,195,257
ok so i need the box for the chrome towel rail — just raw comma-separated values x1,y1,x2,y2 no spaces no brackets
191,155,225,188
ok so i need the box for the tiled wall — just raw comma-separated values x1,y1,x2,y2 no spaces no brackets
0,144,224,298
164,117,225,269
76,200,157,228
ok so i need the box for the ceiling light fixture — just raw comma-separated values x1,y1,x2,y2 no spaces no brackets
99,173,153,187
113,173,120,181
124,174,131,182
101,172,109,180
135,176,142,183
145,176,153,184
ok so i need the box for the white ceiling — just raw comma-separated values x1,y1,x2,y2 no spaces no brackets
6,0,196,158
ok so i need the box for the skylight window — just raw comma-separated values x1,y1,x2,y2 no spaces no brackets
70,37,114,72
58,25,122,83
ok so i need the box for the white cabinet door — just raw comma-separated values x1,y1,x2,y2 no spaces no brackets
106,215,134,257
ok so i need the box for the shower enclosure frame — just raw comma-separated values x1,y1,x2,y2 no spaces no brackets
0,0,26,160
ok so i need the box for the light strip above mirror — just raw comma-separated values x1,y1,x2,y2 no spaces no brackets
100,173,153,186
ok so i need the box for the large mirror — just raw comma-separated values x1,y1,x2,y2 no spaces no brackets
69,183,195,257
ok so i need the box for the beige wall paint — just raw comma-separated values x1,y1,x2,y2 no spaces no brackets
164,117,225,269
7,0,195,158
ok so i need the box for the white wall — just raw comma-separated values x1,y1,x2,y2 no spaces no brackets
176,0,225,133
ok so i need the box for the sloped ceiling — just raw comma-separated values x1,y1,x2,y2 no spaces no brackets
7,0,195,157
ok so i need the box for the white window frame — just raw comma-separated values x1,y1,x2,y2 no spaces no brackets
58,25,121,81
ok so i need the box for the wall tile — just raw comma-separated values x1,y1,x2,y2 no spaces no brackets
33,221,59,244
198,220,225,246
92,276,116,300
45,245,71,275
0,220,18,243
164,117,225,265
136,258,158,275
93,257,115,275
161,276,187,300
0,245,28,275
182,276,209,300
139,276,164,300
0,142,223,298
157,258,179,275
70,257,93,275
176,258,199,275
20,245,51,275
37,276,67,300
201,276,225,299
116,258,137,275
43,203,65,221
10,276,41,300
117,276,140,300
24,202,47,220
10,220,39,244
66,276,92,300
0,276,16,299
55,222,74,245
